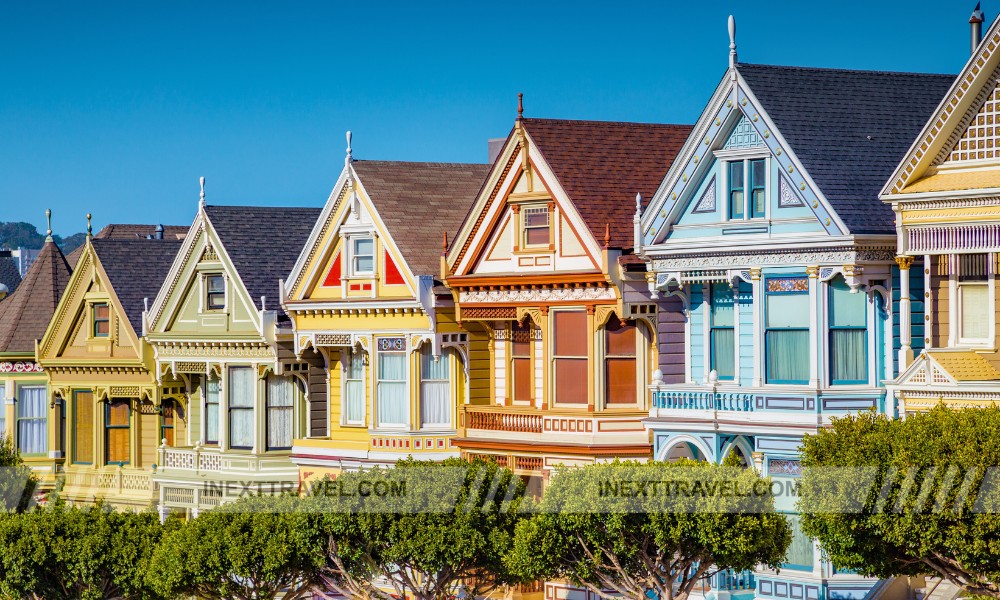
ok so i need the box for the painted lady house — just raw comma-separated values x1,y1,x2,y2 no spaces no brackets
144,184,323,518
638,18,953,600
283,135,489,482
445,105,691,501
36,223,185,508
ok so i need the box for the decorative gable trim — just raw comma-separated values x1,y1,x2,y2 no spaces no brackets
779,176,805,207
939,71,1000,165
285,168,351,299
894,353,957,387
723,115,765,150
692,177,717,213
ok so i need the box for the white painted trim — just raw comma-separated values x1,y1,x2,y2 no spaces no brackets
702,283,710,384
751,274,763,387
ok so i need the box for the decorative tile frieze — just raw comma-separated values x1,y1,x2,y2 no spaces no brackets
0,361,43,373
651,246,895,271
315,334,351,346
459,287,616,304
692,177,717,213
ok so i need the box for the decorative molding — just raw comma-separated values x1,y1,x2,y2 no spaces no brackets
289,185,350,298
651,246,895,271
173,362,205,374
377,337,405,352
907,223,1000,254
723,115,765,150
767,458,803,477
461,306,518,320
155,343,274,360
692,177,717,213
779,176,805,207
459,286,616,304
0,361,42,373
316,334,352,346
453,147,520,273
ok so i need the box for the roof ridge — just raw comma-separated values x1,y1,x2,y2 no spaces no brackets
353,159,490,167
737,62,956,79
522,117,693,128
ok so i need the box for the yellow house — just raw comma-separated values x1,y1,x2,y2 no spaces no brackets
0,228,73,491
37,231,183,509
145,191,324,518
283,136,488,483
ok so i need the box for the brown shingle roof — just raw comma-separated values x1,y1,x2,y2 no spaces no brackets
0,241,72,353
520,118,693,249
352,161,490,278
93,224,189,240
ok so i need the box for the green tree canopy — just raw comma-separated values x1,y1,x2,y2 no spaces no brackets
799,406,1000,598
311,457,530,600
0,433,36,513
506,459,790,600
0,501,170,600
147,494,325,600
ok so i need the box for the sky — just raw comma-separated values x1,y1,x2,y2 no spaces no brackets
0,1,984,237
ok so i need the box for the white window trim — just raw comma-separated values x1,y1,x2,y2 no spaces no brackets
347,235,376,277
549,308,590,408
952,253,996,348
419,346,452,429
374,339,409,430
720,154,770,222
201,273,227,313
342,348,367,426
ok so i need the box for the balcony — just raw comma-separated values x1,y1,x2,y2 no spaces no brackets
58,466,155,507
654,391,756,412
156,443,298,481
466,406,543,433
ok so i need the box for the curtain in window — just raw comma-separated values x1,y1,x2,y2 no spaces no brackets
420,347,451,427
205,377,220,444
344,351,366,424
784,515,814,569
961,285,990,339
766,330,809,382
711,329,736,378
266,376,294,449
830,329,866,382
17,387,46,454
765,285,810,383
74,391,94,463
377,352,407,426
228,367,255,448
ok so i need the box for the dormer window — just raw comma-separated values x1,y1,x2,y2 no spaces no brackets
351,237,375,275
728,159,766,220
92,304,110,337
206,275,225,310
522,206,550,247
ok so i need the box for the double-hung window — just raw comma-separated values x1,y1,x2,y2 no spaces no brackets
728,159,766,220
160,400,175,447
419,345,451,428
206,275,225,310
958,253,991,345
511,321,533,402
351,237,375,275
16,386,46,455
92,303,110,337
266,376,295,450
522,206,550,247
710,284,736,380
605,315,638,405
829,277,868,384
228,367,255,449
73,391,94,464
553,311,588,404
105,399,130,466
765,277,810,384
204,376,220,445
343,349,366,425
376,338,407,427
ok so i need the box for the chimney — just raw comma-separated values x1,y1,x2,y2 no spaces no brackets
487,138,505,164
971,2,985,56
155,224,164,240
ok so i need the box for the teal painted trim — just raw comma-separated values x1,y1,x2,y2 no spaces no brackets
690,285,705,379
738,281,754,384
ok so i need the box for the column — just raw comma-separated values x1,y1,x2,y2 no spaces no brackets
750,269,762,387
807,266,820,388
219,367,229,452
586,306,596,411
895,256,914,371
702,283,710,384
539,307,550,411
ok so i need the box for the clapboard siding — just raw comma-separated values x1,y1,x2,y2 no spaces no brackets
657,294,686,384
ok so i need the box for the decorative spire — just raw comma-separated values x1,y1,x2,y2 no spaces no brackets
86,213,93,239
45,209,53,243
346,130,353,168
603,223,611,248
635,192,642,215
517,93,524,120
199,176,206,208
442,231,448,253
728,15,738,69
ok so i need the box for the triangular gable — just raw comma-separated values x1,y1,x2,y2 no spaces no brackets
146,211,263,337
38,244,142,364
884,19,1000,196
642,70,842,244
283,162,420,304
447,125,602,277
894,352,958,387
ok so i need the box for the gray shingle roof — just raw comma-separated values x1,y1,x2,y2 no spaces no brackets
92,239,183,335
204,205,322,318
737,63,955,234
0,252,20,297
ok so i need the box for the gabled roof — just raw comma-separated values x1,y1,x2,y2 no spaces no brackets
737,64,954,234
93,224,190,240
352,160,489,277
521,118,692,248
928,351,1000,382
204,205,321,315
0,241,72,353
0,252,20,296
90,238,183,335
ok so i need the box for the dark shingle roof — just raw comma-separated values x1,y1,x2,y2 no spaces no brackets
0,241,72,353
352,161,490,277
521,118,693,249
92,239,183,335
737,64,955,234
94,224,190,240
0,252,20,297
204,206,321,317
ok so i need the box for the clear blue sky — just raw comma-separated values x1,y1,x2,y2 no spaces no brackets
0,1,982,237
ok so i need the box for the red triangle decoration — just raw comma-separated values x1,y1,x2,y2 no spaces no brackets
322,252,342,287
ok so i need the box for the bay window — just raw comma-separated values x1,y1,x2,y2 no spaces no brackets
828,276,867,384
105,399,130,466
605,315,638,405
266,376,295,450
710,284,735,380
344,348,366,425
228,367,254,449
419,345,451,428
765,277,810,384
16,386,46,455
958,253,991,345
376,338,407,427
553,311,588,404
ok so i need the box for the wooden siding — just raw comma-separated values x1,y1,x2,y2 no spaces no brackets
656,294,686,384
304,348,328,437
737,281,753,383
467,322,492,405
891,258,925,376
930,255,949,348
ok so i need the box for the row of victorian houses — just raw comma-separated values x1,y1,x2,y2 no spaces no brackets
4,11,1000,600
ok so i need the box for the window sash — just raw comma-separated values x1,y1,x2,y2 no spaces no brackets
206,275,225,310
830,328,867,384
711,328,736,380
93,303,110,337
352,238,375,274
105,400,130,466
765,329,810,384
522,207,550,246
783,515,814,571
266,376,295,450
228,367,255,449
204,377,220,445
750,159,766,218
16,387,47,455
377,351,407,427
959,283,990,342
728,161,745,219
161,401,175,447
344,350,366,425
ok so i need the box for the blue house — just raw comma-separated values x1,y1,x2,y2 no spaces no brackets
637,19,953,600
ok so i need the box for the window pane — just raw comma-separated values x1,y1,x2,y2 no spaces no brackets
605,315,637,356
94,304,109,320
752,188,766,217
354,255,374,273
525,226,549,246
106,400,130,465
420,346,449,380
74,391,93,463
378,352,406,380
420,381,450,426
354,238,374,257
267,376,294,450
766,330,809,383
230,409,254,448
711,284,735,327
830,329,867,383
524,208,549,227
17,387,46,454
711,329,736,379
378,352,407,426
751,159,766,188
784,515,814,569
554,311,588,357
228,368,255,448
513,357,532,401
346,381,366,423
766,293,810,328
606,358,637,405
961,284,990,339
729,161,744,189
205,378,220,444
829,277,866,327
345,350,364,379
162,401,175,447
228,368,255,408
207,276,224,293
554,359,588,404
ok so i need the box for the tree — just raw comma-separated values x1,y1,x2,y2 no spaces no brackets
312,457,530,600
799,406,1000,598
0,433,36,512
506,459,791,600
0,501,169,600
147,494,326,600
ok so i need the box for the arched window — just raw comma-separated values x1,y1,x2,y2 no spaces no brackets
605,315,638,405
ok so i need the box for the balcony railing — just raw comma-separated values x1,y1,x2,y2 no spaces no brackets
653,391,756,412
157,443,295,477
712,569,756,591
61,467,154,496
464,406,544,433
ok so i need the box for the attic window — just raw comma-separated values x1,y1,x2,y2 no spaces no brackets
351,237,375,275
522,206,550,247
92,304,110,338
206,275,225,310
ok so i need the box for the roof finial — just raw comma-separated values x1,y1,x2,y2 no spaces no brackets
442,231,448,253
603,223,611,248
517,93,524,120
635,192,642,213
86,213,93,239
45,209,53,243
199,176,206,208
346,130,353,167
728,15,738,69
